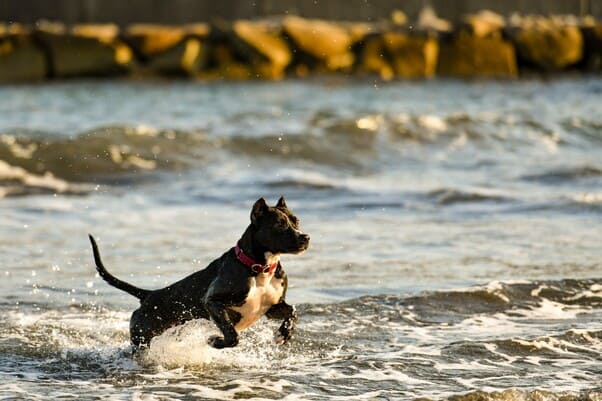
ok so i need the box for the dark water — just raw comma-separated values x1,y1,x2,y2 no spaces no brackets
0,78,601,400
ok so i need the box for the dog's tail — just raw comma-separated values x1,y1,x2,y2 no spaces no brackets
88,234,151,300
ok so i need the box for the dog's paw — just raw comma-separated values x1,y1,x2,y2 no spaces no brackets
208,335,238,349
274,331,286,345
274,329,291,345
208,335,226,349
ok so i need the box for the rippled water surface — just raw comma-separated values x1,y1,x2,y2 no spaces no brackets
0,78,601,400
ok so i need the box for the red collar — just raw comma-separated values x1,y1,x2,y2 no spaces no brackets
235,242,279,274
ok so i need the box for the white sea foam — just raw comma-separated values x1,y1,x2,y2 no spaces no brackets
572,192,602,204
417,115,448,132
142,319,310,370
0,159,72,196
142,320,221,367
513,298,582,320
1,134,38,158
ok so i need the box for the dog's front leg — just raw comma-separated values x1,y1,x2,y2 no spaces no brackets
205,299,239,349
266,301,298,345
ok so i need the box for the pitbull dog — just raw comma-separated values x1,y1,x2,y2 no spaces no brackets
88,196,309,349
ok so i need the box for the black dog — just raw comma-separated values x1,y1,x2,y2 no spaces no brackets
89,196,309,349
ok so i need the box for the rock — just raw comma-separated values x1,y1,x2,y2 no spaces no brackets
192,21,267,80
438,32,518,78
283,16,355,73
145,37,204,76
391,10,408,26
1,22,30,36
123,24,185,59
71,23,120,43
462,10,506,38
123,24,208,59
35,22,132,78
356,33,394,80
581,23,602,71
508,18,583,71
347,22,375,43
417,6,453,33
383,32,438,78
197,41,254,80
0,29,46,82
230,20,292,79
122,24,209,76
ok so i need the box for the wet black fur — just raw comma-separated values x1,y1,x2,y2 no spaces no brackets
89,196,309,349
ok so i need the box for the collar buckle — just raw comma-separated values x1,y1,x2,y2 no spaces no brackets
251,263,268,274
236,242,277,275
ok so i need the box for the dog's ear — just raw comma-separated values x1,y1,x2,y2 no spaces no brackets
276,196,287,209
251,197,268,224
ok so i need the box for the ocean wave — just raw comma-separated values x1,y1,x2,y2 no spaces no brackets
384,111,562,146
309,278,602,326
0,123,372,188
426,188,512,205
0,159,88,198
493,329,602,359
0,126,215,196
224,132,374,168
2,277,601,399
429,389,602,401
265,178,339,190
504,198,602,214
521,165,602,184
303,110,599,151
0,126,211,181
562,117,602,142
1,111,601,199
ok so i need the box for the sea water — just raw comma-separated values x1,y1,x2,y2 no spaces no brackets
0,78,601,400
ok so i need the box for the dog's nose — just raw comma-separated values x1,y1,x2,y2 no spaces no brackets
299,233,310,243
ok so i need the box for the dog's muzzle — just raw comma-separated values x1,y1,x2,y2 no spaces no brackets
296,233,310,251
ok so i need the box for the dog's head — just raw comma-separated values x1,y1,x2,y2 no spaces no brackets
250,196,310,254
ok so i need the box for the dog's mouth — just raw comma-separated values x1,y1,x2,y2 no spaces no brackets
293,235,310,253
280,234,310,254
292,243,309,254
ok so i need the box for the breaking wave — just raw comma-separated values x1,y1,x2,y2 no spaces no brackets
3,278,600,400
1,108,601,201
426,188,512,205
521,165,602,184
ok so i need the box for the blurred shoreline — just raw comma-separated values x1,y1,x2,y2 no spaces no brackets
1,10,602,83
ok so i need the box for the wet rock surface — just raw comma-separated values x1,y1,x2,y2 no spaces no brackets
0,11,599,81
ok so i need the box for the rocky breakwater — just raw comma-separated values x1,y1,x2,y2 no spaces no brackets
1,10,601,82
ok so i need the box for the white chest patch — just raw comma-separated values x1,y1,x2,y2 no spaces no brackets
231,253,284,332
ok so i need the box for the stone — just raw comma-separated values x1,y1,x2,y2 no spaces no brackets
122,24,209,76
356,33,394,80
283,16,355,73
417,6,452,33
383,32,438,78
438,32,518,78
145,37,204,76
231,20,292,79
35,22,132,78
0,33,46,82
195,40,255,80
232,21,292,77
463,10,506,38
581,23,602,71
71,23,120,43
508,18,583,71
390,10,408,26
123,24,208,59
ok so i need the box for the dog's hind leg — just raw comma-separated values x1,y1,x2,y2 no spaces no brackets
266,301,298,345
